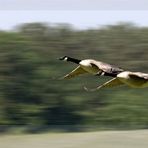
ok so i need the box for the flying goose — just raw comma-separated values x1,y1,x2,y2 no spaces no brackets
59,56,124,79
84,71,148,91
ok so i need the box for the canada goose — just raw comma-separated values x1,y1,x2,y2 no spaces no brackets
59,56,124,79
84,71,148,91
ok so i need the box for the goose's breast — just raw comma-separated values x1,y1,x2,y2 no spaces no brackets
79,60,99,74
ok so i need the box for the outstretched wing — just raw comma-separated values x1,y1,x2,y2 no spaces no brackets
61,66,88,79
129,73,148,80
84,78,124,91
128,73,148,86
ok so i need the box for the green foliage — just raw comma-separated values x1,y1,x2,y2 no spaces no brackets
0,22,148,131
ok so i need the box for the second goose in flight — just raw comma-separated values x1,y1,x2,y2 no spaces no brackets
59,56,124,79
85,71,148,91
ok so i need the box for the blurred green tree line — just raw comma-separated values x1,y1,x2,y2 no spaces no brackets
0,22,148,132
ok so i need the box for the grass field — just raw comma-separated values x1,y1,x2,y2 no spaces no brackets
0,130,148,148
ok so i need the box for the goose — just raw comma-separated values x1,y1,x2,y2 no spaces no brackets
59,56,124,79
84,71,148,91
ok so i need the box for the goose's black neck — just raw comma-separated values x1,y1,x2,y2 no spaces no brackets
103,72,118,77
67,57,81,64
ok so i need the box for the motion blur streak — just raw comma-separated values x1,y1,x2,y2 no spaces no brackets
0,22,148,133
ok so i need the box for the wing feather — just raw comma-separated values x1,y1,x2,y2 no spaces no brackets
129,73,148,80
61,66,88,79
84,78,124,91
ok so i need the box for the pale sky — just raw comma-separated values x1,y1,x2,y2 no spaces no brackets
0,0,148,30
0,0,148,10
0,10,148,30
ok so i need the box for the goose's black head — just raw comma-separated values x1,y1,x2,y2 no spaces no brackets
59,56,69,61
59,56,81,64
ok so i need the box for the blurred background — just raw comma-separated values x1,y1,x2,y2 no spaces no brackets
0,21,148,133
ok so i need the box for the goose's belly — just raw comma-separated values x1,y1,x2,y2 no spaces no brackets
80,65,99,74
119,77,148,88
